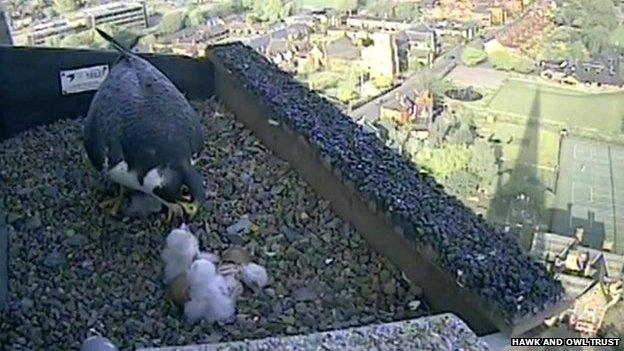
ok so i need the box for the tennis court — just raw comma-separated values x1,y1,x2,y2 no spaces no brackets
551,137,624,254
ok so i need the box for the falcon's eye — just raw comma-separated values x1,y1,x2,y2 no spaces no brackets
181,185,192,201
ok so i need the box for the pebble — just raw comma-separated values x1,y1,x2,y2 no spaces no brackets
65,234,88,248
292,287,317,302
24,212,42,230
43,251,66,269
280,225,301,243
0,100,426,350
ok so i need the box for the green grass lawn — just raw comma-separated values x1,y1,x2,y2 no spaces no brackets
487,79,624,138
478,121,561,170
471,119,561,225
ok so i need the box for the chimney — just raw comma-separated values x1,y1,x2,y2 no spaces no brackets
574,227,584,244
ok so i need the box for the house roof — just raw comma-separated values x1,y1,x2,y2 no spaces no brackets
271,24,310,40
325,37,360,60
408,23,435,34
530,232,624,279
247,35,270,51
574,54,623,85
159,24,227,44
266,38,289,55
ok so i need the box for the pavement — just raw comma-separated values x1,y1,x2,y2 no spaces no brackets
447,66,510,88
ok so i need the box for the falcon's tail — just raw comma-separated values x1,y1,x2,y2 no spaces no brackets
95,28,132,57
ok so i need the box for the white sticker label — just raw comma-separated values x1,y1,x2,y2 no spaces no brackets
59,64,109,95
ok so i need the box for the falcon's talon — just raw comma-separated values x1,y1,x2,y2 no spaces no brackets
98,186,124,216
165,208,175,224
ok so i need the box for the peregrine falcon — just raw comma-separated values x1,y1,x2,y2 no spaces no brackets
84,28,204,221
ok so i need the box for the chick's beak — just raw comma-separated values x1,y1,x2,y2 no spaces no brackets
179,201,199,219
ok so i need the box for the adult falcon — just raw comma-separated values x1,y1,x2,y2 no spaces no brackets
84,28,204,221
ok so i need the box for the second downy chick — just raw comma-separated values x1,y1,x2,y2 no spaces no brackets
161,224,199,285
184,258,237,324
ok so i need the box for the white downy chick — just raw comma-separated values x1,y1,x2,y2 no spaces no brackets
185,259,236,324
217,262,244,300
240,262,269,289
161,224,199,285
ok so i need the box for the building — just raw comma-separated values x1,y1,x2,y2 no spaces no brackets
380,88,433,131
434,22,478,40
152,19,228,57
531,231,624,296
78,2,148,30
531,230,624,335
284,14,319,29
22,18,83,46
345,16,414,32
396,24,438,69
362,32,399,79
13,1,147,46
574,54,624,87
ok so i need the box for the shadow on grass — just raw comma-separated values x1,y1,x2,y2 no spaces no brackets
487,86,551,249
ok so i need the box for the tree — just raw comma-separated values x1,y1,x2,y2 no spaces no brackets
186,8,207,28
59,30,97,49
336,0,358,13
447,120,476,145
372,76,393,89
156,10,187,36
468,139,499,193
538,26,588,61
489,51,534,73
512,56,535,74
53,0,84,13
552,0,618,55
297,58,318,76
336,87,358,102
461,47,487,67
429,115,450,148
446,170,479,197
250,0,293,24
393,3,420,22
610,26,624,53
138,34,157,47
583,26,611,56
408,55,424,72
488,51,515,71
416,144,472,181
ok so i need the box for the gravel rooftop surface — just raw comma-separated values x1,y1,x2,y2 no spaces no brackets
0,100,426,351
138,313,489,351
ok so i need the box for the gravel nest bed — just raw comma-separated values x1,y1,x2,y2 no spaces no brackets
0,100,426,351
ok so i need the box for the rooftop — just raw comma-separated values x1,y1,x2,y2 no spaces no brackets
79,1,145,17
